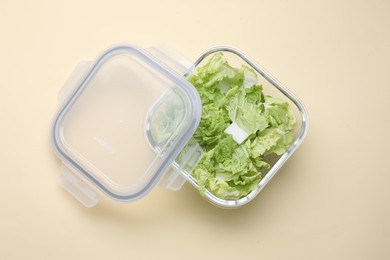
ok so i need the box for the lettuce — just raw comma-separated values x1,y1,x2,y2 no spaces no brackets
187,53,296,200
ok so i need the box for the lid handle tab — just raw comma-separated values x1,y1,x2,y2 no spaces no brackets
146,45,194,76
159,139,203,191
60,164,100,207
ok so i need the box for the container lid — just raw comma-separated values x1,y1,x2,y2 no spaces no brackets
52,44,202,202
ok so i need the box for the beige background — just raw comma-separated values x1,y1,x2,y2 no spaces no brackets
1,0,389,259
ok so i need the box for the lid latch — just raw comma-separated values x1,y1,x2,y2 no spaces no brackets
159,138,203,191
60,164,100,207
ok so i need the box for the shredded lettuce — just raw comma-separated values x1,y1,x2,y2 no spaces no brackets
187,53,296,200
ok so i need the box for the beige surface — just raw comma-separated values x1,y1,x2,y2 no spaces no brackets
1,0,389,259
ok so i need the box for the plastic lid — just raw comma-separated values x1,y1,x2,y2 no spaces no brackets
52,45,202,202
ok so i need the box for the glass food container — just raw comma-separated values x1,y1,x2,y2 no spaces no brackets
51,44,308,208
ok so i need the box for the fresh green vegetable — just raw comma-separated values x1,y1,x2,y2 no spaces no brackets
188,53,296,200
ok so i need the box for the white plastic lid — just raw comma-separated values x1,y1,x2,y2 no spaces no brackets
51,44,202,203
